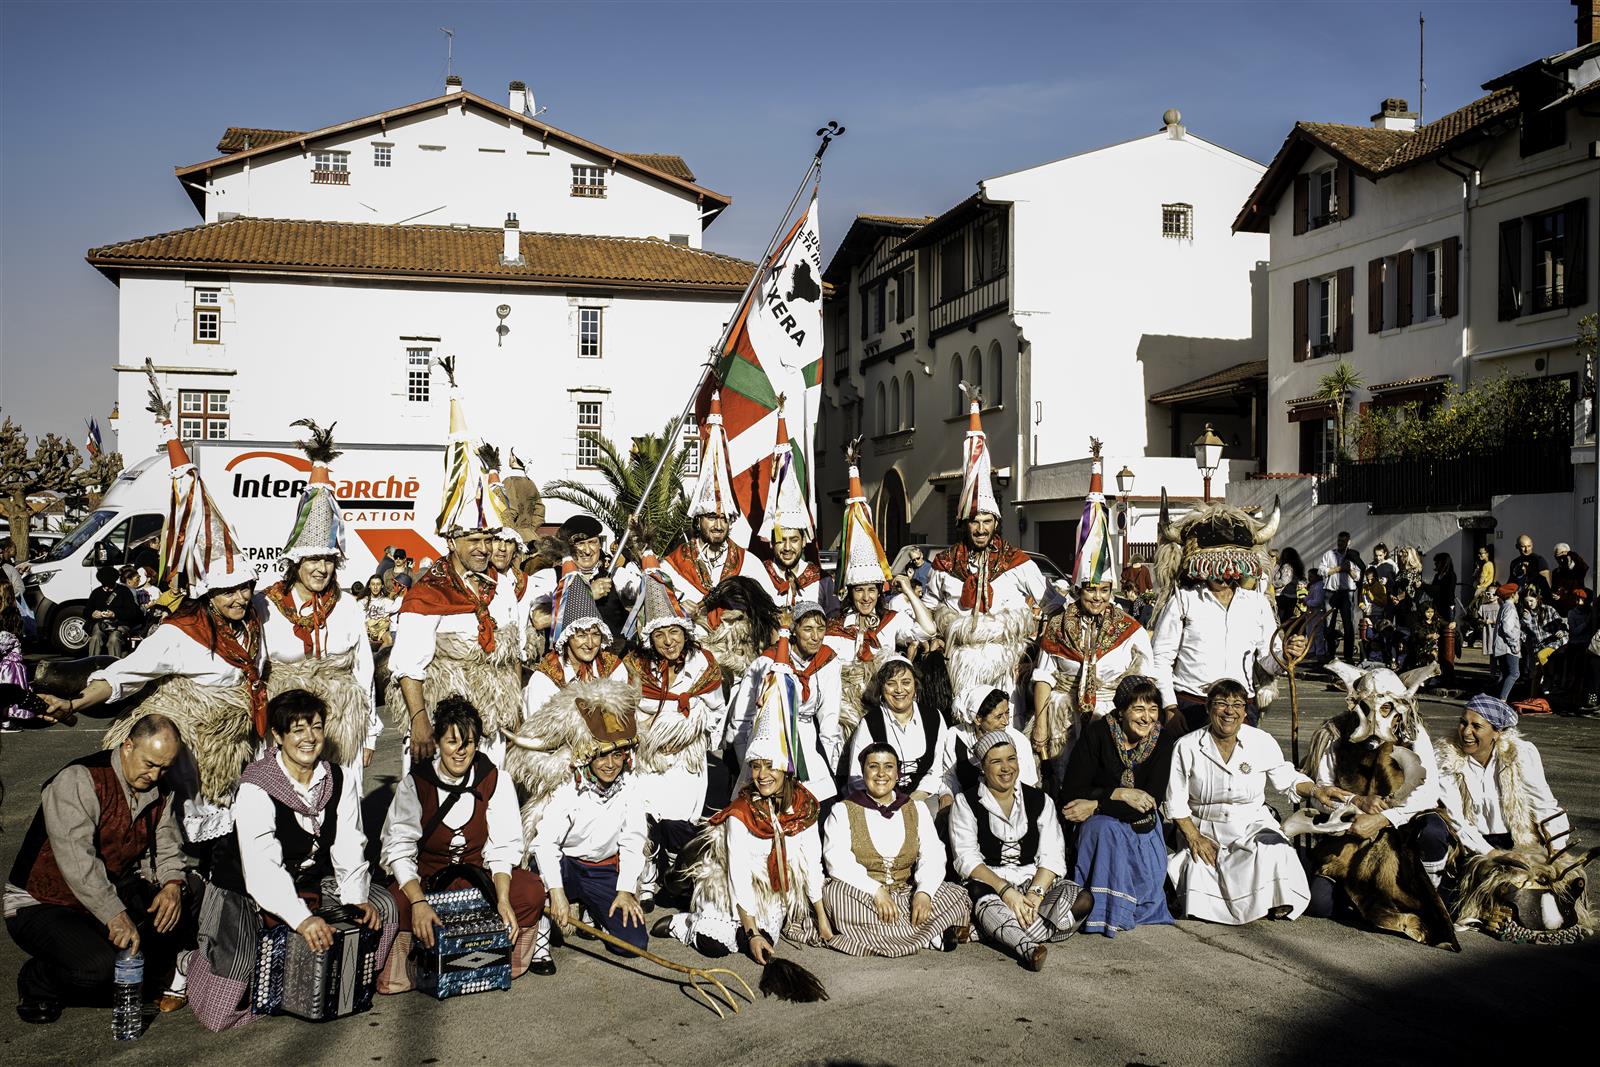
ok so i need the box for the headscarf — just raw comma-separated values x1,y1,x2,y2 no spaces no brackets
1466,693,1517,730
973,730,1015,760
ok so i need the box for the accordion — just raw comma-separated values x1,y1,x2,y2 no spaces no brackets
251,916,379,1021
412,886,513,999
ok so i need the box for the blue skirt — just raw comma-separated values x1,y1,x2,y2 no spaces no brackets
1073,813,1174,937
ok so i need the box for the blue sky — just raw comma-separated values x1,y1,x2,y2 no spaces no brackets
0,0,1574,447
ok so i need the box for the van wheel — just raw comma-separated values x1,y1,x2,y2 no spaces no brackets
52,607,89,654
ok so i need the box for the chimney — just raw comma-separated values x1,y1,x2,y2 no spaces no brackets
445,74,463,95
508,80,527,112
1162,107,1185,139
501,213,523,266
1578,0,1598,45
1371,97,1418,132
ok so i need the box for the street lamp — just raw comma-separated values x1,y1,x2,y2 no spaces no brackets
1115,464,1135,571
1192,423,1224,504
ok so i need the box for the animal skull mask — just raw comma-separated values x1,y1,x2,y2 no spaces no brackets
1328,662,1437,745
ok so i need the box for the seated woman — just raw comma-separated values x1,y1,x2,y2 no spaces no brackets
530,696,649,966
188,689,398,1032
844,655,947,803
935,685,1038,802
662,688,836,961
1059,675,1176,937
1166,679,1346,925
378,696,547,991
821,743,971,957
948,733,1091,971
1435,694,1570,857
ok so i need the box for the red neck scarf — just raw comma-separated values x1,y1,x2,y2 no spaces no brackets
166,608,269,736
708,782,820,892
763,560,821,601
400,562,498,653
265,579,339,657
826,609,896,662
666,540,745,596
757,642,836,702
631,651,723,715
932,539,1030,613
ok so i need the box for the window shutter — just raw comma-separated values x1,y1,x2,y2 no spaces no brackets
1563,199,1588,309
859,287,869,340
1335,267,1355,353
1498,218,1523,320
1335,164,1354,221
1367,258,1385,333
1293,174,1309,236
1293,278,1309,362
1396,250,1414,328
1441,235,1461,318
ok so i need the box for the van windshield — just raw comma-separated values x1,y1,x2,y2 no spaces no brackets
40,510,117,563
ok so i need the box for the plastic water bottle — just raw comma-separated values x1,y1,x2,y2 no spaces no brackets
112,947,143,1041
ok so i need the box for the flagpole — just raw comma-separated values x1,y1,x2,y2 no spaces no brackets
610,121,844,569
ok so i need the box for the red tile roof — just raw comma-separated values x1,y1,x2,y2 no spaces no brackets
1150,360,1267,404
622,153,695,182
217,128,305,154
86,216,755,293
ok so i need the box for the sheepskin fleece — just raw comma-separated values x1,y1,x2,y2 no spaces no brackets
102,676,255,803
936,604,1034,699
504,675,639,840
267,647,367,766
382,632,522,738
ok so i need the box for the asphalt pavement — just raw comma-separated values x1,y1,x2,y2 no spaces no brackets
1,651,1596,1066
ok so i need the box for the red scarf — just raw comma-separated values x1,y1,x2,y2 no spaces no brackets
664,541,746,596
630,651,722,715
708,782,820,893
763,560,821,601
534,649,623,689
825,610,897,662
758,642,836,702
931,539,1030,613
399,561,499,653
265,579,339,657
166,608,269,737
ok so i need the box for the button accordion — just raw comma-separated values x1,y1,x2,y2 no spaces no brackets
413,886,513,999
251,917,379,1021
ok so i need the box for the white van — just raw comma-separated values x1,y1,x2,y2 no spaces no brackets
26,440,446,652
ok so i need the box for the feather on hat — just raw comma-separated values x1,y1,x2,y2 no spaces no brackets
282,418,347,563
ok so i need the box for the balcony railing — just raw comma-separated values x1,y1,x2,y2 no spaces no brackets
311,169,349,185
570,183,607,198
1318,443,1573,511
930,273,1008,336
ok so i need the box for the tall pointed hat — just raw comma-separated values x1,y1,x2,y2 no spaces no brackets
478,442,524,549
143,360,251,594
687,390,739,519
1072,437,1116,588
838,436,892,588
746,627,806,778
955,382,999,520
282,418,347,562
551,557,613,650
434,356,508,537
759,396,815,544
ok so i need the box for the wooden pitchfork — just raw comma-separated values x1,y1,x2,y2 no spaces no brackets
1268,609,1325,767
566,917,754,1019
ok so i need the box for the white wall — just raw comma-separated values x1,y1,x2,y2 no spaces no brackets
113,271,736,523
201,100,706,246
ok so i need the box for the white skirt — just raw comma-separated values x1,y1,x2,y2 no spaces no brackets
1167,805,1309,925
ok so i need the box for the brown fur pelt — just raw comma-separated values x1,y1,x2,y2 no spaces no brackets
102,676,256,804
677,816,819,945
698,611,760,687
381,632,522,738
837,657,880,737
935,604,1034,697
505,675,640,840
267,648,368,766
1455,845,1599,938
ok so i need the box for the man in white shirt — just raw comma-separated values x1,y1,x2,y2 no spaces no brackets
1151,578,1304,732
1317,531,1362,664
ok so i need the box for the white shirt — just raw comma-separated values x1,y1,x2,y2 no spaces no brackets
257,587,380,752
726,816,824,916
948,784,1066,881
380,757,524,886
1150,586,1283,709
1317,548,1362,593
822,799,946,899
845,704,947,797
232,753,369,930
89,619,267,702
1437,742,1569,855
1164,724,1308,825
1313,726,1440,829
530,775,648,892
921,552,1047,615
388,569,518,683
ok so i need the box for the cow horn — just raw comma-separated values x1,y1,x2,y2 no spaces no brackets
1158,488,1174,543
1253,495,1281,545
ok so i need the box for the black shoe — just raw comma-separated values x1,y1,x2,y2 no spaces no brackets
16,998,61,1025
650,915,675,939
529,959,557,977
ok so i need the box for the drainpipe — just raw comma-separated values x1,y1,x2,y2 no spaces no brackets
1436,152,1477,592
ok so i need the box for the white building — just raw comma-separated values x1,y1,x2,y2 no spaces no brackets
1230,10,1599,579
92,78,751,525
819,112,1269,567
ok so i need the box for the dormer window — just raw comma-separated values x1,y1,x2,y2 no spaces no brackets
1312,168,1337,227
571,165,607,198
311,151,350,185
194,289,222,343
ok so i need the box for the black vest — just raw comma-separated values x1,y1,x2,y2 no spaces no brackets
962,783,1047,868
865,706,941,789
952,737,980,792
212,763,343,898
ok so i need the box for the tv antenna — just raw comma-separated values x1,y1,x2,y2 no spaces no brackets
1417,12,1426,124
440,27,455,78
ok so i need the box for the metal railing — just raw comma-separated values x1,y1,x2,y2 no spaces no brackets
310,169,349,185
1318,443,1573,510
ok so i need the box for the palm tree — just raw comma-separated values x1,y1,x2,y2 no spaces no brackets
1317,360,1365,473
543,416,693,557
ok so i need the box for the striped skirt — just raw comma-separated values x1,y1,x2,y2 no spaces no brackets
822,879,971,958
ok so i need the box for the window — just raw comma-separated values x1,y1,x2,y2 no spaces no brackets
1162,203,1194,240
372,143,392,168
1312,167,1337,228
193,289,221,343
1520,86,1567,157
578,306,602,357
177,390,229,440
902,373,915,429
311,151,350,185
972,215,1006,285
576,401,603,468
969,347,983,399
950,354,965,414
1531,209,1568,313
1419,245,1441,321
406,347,432,403
681,414,701,476
890,377,901,431
833,305,850,353
875,382,887,435
1299,417,1337,475
987,342,1003,407
1314,275,1336,353
939,235,965,302
872,280,887,334
571,165,607,198
895,267,914,322
1500,201,1588,320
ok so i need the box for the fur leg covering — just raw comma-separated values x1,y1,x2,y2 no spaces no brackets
936,606,1035,700
838,658,880,738
102,676,255,803
267,648,367,766
382,632,522,738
